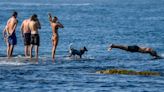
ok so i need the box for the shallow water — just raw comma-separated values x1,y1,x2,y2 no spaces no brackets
0,0,164,92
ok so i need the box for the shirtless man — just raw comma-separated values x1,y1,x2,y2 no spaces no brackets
20,17,31,57
108,44,161,58
48,13,64,59
29,14,41,59
3,11,18,57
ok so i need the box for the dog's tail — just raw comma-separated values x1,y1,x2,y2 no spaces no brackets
69,43,73,50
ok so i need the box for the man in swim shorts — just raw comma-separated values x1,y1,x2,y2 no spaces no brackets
29,14,41,59
108,44,161,58
3,11,18,57
20,17,31,57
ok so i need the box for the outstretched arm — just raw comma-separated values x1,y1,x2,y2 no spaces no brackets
149,50,161,58
48,13,53,23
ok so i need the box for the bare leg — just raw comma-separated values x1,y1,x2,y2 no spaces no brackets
10,45,14,57
35,45,39,59
52,39,58,59
7,44,10,57
27,45,31,56
52,46,55,59
52,39,54,59
30,45,33,58
108,44,128,51
25,46,28,57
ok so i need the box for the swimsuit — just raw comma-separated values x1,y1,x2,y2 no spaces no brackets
24,33,31,45
31,34,40,46
52,34,58,40
8,32,17,45
127,45,139,52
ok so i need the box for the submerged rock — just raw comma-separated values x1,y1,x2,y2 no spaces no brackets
96,69,160,76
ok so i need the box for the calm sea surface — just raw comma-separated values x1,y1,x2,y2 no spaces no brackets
0,0,164,92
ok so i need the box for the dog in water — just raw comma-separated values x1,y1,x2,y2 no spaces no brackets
68,43,88,58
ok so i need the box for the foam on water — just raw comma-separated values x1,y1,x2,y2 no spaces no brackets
0,2,91,6
63,56,95,61
0,55,50,66
160,53,164,57
0,60,28,66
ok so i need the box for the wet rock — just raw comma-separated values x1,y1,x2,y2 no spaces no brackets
96,69,160,76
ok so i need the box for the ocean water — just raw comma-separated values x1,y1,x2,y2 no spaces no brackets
0,0,164,92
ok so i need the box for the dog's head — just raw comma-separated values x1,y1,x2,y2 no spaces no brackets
83,46,88,51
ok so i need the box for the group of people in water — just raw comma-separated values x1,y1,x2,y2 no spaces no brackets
3,11,64,59
2,11,161,60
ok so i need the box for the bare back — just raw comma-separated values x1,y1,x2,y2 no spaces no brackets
6,17,18,34
51,23,58,35
21,19,30,33
29,20,39,34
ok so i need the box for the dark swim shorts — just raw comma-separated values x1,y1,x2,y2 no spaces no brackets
31,34,40,46
127,45,139,52
8,33,17,45
24,33,31,45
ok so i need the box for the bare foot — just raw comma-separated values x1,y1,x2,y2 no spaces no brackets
52,58,55,63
